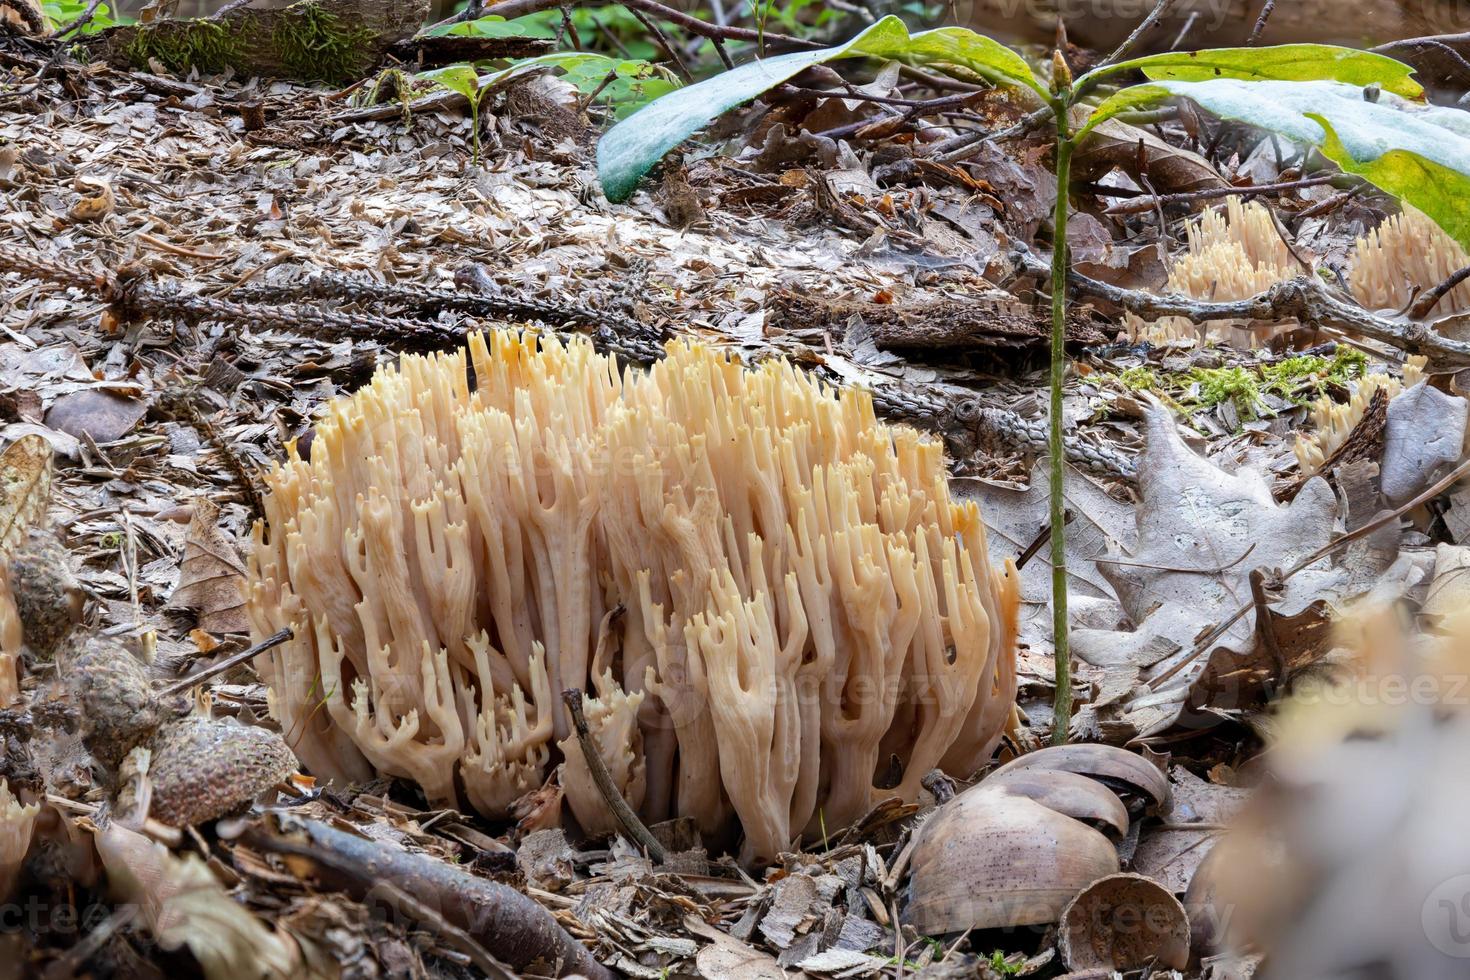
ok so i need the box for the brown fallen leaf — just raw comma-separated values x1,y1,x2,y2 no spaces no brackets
67,177,116,223
0,434,52,559
1074,118,1227,201
170,498,249,634
43,389,148,444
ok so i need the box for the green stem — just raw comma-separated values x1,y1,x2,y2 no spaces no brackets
1049,97,1074,746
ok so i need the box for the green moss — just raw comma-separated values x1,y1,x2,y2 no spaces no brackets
1115,366,1160,391
272,1,377,83
1188,366,1269,418
124,19,246,75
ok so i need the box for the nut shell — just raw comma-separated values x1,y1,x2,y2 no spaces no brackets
1059,872,1191,971
8,529,82,657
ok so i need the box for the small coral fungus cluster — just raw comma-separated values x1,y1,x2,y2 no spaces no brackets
1128,199,1470,346
1127,198,1298,346
247,332,1018,865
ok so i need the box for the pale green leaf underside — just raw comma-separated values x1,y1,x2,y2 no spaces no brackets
1083,79,1470,249
596,15,1041,202
1093,43,1421,98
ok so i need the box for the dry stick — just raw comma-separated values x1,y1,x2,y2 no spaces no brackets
1247,0,1278,45
1103,174,1346,215
157,627,293,698
561,688,667,863
1149,456,1470,691
627,4,694,83
241,815,615,980
1102,0,1178,66
1015,512,1071,570
1410,262,1470,320
1010,246,1470,368
49,0,106,38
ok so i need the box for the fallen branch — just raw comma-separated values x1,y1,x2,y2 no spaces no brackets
1012,247,1470,369
236,813,614,980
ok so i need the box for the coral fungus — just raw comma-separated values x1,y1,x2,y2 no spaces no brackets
248,332,1018,864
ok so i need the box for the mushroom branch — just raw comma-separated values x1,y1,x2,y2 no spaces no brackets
247,331,1019,866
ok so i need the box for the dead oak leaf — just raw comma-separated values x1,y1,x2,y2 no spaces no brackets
170,498,249,634
1072,402,1412,740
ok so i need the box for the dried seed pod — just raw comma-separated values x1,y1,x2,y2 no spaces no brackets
1059,872,1191,972
61,636,165,773
147,716,296,828
903,787,1121,933
989,743,1172,816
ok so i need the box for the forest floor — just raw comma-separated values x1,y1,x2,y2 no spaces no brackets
1,18,1465,980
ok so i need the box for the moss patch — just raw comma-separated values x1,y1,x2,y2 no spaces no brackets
124,20,247,75
272,1,378,83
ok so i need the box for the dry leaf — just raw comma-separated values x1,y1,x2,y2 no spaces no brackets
67,178,116,223
687,915,787,980
0,434,52,560
171,498,249,633
1072,402,1419,740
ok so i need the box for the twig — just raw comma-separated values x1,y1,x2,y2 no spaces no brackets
1011,246,1470,369
1102,0,1177,66
1247,0,1278,45
934,104,1053,163
240,814,614,980
157,628,293,698
561,688,666,862
49,0,105,38
1014,518,1058,570
1102,174,1348,215
627,4,693,83
1410,263,1470,319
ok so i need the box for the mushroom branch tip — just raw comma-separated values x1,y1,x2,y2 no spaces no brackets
247,330,1019,866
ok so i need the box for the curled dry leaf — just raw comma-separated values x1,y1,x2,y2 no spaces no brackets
93,822,307,980
171,498,250,634
1058,872,1191,972
66,178,116,223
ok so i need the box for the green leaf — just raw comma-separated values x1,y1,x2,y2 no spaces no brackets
596,15,1041,202
1310,113,1470,251
418,64,482,103
1087,44,1421,98
1082,78,1470,249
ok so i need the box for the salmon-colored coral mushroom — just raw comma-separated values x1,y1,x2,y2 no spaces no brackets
247,332,1019,866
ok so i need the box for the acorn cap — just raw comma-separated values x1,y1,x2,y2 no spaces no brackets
62,635,165,772
147,716,296,828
